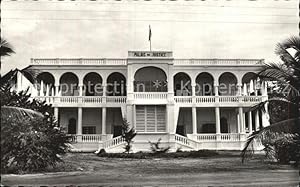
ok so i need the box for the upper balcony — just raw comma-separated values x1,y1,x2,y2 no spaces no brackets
31,58,127,66
30,58,264,67
173,59,264,66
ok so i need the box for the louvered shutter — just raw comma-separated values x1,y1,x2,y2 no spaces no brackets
136,106,146,132
156,106,166,132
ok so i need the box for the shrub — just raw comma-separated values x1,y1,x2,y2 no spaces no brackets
0,86,70,173
262,132,300,164
148,138,170,154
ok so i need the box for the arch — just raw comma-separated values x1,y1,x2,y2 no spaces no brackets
218,72,238,96
59,72,79,96
107,72,127,96
196,72,214,96
134,66,167,92
242,72,257,84
68,118,77,134
83,72,103,96
37,72,55,96
174,72,192,96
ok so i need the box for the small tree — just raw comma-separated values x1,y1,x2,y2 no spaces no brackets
121,118,137,154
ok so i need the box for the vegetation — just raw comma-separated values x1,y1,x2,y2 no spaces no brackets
148,138,170,154
97,150,219,159
242,36,300,164
0,38,15,57
121,119,137,153
0,40,70,173
1,85,70,173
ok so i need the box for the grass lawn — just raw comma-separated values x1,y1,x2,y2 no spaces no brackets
2,151,299,186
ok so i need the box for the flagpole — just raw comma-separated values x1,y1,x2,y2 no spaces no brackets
149,25,152,51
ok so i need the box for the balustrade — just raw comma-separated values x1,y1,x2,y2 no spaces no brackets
134,92,168,100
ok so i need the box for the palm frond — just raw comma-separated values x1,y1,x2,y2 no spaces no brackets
241,117,300,162
1,106,43,121
0,38,15,57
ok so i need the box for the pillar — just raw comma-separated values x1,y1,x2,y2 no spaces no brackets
192,107,197,134
77,107,82,135
239,107,245,133
78,84,83,96
54,107,59,123
255,110,260,131
215,107,220,134
248,111,253,134
102,107,106,135
133,104,136,128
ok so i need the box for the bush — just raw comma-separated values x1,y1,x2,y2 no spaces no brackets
96,150,218,159
0,86,70,173
148,138,170,154
263,132,300,164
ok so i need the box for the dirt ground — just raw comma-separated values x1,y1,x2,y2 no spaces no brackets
1,153,299,186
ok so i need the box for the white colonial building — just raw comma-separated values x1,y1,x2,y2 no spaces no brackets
21,51,269,152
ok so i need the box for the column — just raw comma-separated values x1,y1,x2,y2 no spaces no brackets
102,83,107,103
255,110,260,131
192,107,197,134
132,105,136,128
102,107,106,135
54,107,59,122
78,84,83,96
77,107,82,135
214,83,219,103
248,111,253,134
239,107,245,133
55,85,59,96
215,107,220,134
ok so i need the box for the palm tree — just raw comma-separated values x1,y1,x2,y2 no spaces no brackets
241,36,300,163
0,39,42,120
0,38,15,57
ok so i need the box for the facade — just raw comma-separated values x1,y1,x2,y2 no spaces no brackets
24,51,269,152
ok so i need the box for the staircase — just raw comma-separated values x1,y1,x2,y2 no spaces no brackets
96,136,126,153
174,134,199,150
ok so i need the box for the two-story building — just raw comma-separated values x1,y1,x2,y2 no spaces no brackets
23,50,269,152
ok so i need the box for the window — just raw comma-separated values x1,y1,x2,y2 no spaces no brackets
83,126,96,134
136,105,166,132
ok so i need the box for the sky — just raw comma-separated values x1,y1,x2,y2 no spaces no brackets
1,0,299,74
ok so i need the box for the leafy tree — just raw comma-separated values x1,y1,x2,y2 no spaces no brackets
121,118,137,154
242,36,300,164
1,84,70,173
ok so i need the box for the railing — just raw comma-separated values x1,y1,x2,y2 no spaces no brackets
83,96,103,103
174,96,193,103
69,134,102,143
33,96,127,104
220,133,240,141
195,96,215,103
242,96,263,103
219,96,239,103
196,134,217,141
175,134,198,148
134,92,168,100
31,58,127,66
106,96,127,103
102,136,125,149
173,59,264,66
